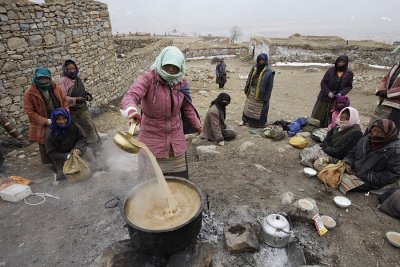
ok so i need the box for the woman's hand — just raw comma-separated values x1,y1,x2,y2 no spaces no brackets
328,92,335,99
72,149,81,156
196,127,203,134
345,163,353,174
128,109,142,125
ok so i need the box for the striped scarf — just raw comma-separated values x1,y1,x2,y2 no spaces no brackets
248,66,267,100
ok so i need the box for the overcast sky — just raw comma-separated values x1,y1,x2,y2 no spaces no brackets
27,0,395,42
96,0,400,42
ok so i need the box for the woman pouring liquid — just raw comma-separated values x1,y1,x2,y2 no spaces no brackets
121,46,202,179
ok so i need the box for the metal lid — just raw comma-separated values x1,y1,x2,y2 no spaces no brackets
266,214,289,230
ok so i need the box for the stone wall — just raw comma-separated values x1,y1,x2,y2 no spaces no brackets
185,47,247,58
251,36,398,66
0,0,171,135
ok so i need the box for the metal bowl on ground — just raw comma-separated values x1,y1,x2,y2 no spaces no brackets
320,215,336,229
386,231,400,248
120,177,205,255
333,196,351,208
303,167,317,177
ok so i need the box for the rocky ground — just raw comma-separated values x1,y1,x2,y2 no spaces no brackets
1,50,399,266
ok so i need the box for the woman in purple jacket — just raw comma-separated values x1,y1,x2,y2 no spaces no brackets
311,55,354,127
121,46,202,179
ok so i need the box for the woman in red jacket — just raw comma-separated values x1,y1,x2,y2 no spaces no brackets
23,67,68,164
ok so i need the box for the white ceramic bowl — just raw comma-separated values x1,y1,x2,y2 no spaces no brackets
320,215,336,229
333,196,352,208
298,199,314,211
304,167,317,177
386,231,400,248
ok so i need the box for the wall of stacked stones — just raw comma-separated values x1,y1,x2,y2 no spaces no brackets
185,47,247,58
250,38,397,66
0,0,171,136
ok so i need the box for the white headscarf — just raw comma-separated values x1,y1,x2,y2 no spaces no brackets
150,46,186,86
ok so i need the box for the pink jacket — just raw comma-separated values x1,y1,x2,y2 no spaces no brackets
121,70,201,158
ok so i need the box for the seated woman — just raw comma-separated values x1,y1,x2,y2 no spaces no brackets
45,108,87,180
300,107,362,167
342,119,400,192
327,95,350,130
200,93,236,146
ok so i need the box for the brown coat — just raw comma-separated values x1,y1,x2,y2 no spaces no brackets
377,62,400,109
23,83,68,144
200,105,225,142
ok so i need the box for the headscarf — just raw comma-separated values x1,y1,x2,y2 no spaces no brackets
334,55,349,72
210,93,231,120
367,119,398,148
150,46,186,86
32,67,52,92
336,107,360,130
49,108,72,137
333,95,350,112
256,53,268,72
62,59,79,79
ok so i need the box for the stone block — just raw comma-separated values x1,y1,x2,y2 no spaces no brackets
7,37,28,50
19,23,29,30
0,43,5,53
29,35,43,46
167,242,213,267
43,33,56,45
10,24,20,31
224,223,260,254
14,76,27,86
0,6,6,14
196,145,221,160
1,61,18,72
7,10,17,19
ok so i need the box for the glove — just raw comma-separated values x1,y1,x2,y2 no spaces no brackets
218,141,225,146
85,92,93,102
128,108,142,124
376,91,387,98
46,119,52,126
328,92,334,98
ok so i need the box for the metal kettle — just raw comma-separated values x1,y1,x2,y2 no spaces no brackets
260,213,292,248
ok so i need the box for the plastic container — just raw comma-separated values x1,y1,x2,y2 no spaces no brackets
0,184,32,202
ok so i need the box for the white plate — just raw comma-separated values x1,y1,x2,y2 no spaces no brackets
386,231,400,248
304,167,317,177
333,196,351,208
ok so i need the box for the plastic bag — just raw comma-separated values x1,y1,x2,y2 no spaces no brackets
63,154,91,183
289,136,308,149
261,126,285,141
317,161,345,188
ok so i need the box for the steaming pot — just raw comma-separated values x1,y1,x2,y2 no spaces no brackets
121,177,205,255
260,213,292,248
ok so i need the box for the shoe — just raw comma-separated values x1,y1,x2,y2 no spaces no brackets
239,121,245,126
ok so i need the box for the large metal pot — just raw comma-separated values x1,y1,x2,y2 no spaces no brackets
121,177,205,255
260,213,292,248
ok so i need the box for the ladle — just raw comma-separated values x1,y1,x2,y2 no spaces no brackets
113,123,144,154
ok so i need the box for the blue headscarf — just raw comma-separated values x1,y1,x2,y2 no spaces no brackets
49,108,72,137
32,67,52,92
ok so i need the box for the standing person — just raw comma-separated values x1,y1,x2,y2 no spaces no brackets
201,93,236,146
239,53,275,128
23,67,68,164
215,58,227,89
327,95,350,130
45,108,87,180
368,50,400,132
311,55,354,128
121,46,202,179
58,60,100,147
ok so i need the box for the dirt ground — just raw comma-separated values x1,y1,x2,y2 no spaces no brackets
1,50,400,266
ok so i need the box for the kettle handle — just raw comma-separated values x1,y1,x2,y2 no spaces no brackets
277,212,293,231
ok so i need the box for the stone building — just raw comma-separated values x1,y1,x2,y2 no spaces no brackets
0,0,171,135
